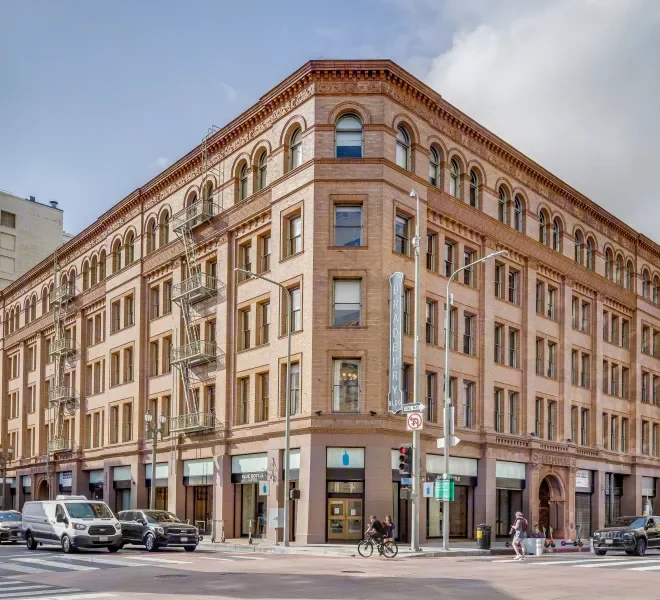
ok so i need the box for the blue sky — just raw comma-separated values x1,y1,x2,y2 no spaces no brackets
2,1,659,238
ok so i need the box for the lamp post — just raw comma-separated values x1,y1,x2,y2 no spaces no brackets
144,410,167,510
442,249,507,551
0,447,13,510
235,267,292,547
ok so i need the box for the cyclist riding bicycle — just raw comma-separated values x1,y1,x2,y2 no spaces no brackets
365,515,385,543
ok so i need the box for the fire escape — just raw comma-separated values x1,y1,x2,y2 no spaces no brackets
47,258,78,454
169,126,224,434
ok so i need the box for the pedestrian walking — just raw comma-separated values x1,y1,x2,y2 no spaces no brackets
510,511,528,560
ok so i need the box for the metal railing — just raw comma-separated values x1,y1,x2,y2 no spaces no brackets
51,283,75,305
171,340,219,367
50,336,76,358
172,273,218,303
48,438,73,453
172,200,219,233
48,385,76,404
169,412,215,433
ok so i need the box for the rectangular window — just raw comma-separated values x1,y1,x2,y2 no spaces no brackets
124,294,134,327
444,242,455,278
547,401,556,441
403,288,412,335
602,413,608,449
401,364,411,405
122,403,133,442
259,234,272,273
425,372,436,422
547,287,556,319
603,310,609,340
111,301,121,332
86,318,94,346
621,418,628,453
653,374,658,405
581,408,589,446
642,371,649,403
163,281,172,315
426,233,436,271
571,406,578,442
571,350,578,385
333,279,361,327
611,364,618,397
238,377,250,425
611,416,617,451
654,331,660,357
464,381,474,428
642,421,649,455
463,313,474,355
238,242,252,281
653,424,659,457
395,215,410,256
150,341,159,377
124,347,134,383
463,249,474,286
581,354,590,388
286,214,303,256
111,352,120,386
494,324,503,364
581,301,589,332
602,360,608,393
257,373,269,422
508,269,519,304
335,206,362,247
572,297,578,329
509,328,518,368
620,318,628,348
642,326,650,354
494,388,503,433
508,392,518,434
286,286,301,333
95,314,103,343
239,309,251,351
547,342,556,378
495,263,504,299
206,320,216,343
289,363,301,416
162,336,172,374
425,301,436,344
536,338,543,375
332,358,360,413
537,281,544,315
150,287,160,319
258,301,270,345
0,210,16,228
535,397,542,437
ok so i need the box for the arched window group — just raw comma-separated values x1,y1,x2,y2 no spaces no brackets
336,114,363,158
539,210,548,246
449,159,460,199
289,128,303,170
498,187,507,224
396,125,410,170
429,147,440,186
552,218,561,252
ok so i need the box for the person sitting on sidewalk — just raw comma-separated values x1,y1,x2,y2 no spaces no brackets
510,511,528,560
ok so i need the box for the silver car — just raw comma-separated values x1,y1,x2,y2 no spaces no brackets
0,511,23,543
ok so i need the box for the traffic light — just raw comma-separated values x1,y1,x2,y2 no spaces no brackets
398,445,413,476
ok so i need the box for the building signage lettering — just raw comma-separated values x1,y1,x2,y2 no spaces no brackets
388,272,404,414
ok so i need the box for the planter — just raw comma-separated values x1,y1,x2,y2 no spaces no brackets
523,538,544,555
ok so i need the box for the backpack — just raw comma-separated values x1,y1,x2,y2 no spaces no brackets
520,518,528,532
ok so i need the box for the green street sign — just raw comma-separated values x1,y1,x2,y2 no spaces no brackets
434,478,455,501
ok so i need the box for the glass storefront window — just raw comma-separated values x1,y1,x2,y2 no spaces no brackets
327,481,363,494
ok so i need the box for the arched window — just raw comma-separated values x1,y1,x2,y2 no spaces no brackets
449,159,460,199
82,261,90,290
498,187,507,224
203,183,213,216
91,256,98,286
159,211,170,246
8,309,13,334
654,276,660,304
147,220,157,254
335,114,362,158
25,299,31,324
112,240,122,273
41,288,48,314
99,250,106,281
289,128,302,171
257,152,268,191
395,126,410,170
586,238,594,270
626,261,633,290
125,232,135,265
552,219,561,251
238,163,248,201
605,249,613,279
513,196,523,232
3,313,8,336
30,295,36,322
642,270,650,299
469,170,479,208
429,147,440,187
615,255,623,286
14,305,19,330
574,231,583,264
539,211,547,245
186,191,198,207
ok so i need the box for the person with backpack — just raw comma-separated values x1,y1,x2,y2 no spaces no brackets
510,511,528,560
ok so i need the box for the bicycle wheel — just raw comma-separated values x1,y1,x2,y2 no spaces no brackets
357,540,373,557
382,541,398,558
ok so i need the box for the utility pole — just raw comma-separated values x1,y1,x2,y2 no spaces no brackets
0,447,13,510
410,189,422,553
144,410,167,510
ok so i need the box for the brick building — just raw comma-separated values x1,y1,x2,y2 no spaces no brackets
1,60,659,544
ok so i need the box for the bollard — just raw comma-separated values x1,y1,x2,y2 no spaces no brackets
221,520,225,543
536,538,544,556
248,519,254,545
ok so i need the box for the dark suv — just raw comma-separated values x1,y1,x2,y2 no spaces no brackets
117,510,201,552
593,516,660,556
0,511,22,543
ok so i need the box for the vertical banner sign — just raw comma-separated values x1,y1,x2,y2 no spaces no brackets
388,272,405,414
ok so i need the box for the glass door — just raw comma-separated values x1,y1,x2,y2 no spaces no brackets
327,499,346,540
327,499,363,540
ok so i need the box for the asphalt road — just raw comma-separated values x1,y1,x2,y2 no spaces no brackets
0,542,659,599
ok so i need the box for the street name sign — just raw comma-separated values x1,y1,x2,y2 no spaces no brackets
388,272,405,414
436,436,460,449
402,402,427,414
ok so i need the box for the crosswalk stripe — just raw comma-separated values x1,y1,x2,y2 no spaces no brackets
119,557,190,564
0,563,49,574
525,558,628,566
228,556,264,560
573,559,660,568
0,585,52,592
24,594,115,600
11,558,97,571
198,557,232,561
57,555,148,568
0,588,81,599
631,564,660,571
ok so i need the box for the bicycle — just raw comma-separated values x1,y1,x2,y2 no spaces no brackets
357,534,398,558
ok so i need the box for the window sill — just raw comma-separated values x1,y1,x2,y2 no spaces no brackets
494,363,521,372
278,329,304,340
110,381,134,390
392,250,414,261
328,245,368,250
328,325,367,330
110,323,135,336
280,250,304,264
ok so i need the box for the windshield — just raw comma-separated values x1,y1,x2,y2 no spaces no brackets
607,517,646,528
145,512,181,524
0,512,21,522
65,503,114,520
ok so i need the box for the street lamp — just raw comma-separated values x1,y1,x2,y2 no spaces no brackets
235,267,293,547
0,447,13,511
144,410,167,510
442,248,508,551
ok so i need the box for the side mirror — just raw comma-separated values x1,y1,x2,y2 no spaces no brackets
137,518,146,525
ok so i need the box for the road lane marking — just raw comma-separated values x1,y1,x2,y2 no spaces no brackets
11,558,97,571
30,594,115,600
0,589,81,599
57,555,147,567
0,585,52,592
521,558,628,566
198,557,232,561
227,556,265,560
573,559,660,568
630,564,660,571
118,557,190,564
0,563,49,574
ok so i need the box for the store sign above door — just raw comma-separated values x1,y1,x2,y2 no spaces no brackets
388,272,404,414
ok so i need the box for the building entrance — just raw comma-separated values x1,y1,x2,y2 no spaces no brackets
327,498,363,541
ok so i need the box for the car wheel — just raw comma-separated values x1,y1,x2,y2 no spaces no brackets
61,535,75,554
633,538,647,557
25,532,38,551
145,533,158,552
184,545,197,552
595,550,607,556
107,545,120,553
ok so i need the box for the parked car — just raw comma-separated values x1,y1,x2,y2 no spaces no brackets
117,510,200,552
592,515,660,556
0,510,22,543
22,495,122,553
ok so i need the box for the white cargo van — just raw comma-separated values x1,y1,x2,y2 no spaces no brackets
22,496,122,553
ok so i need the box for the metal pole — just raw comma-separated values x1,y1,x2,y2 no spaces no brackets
411,189,421,553
150,425,157,510
2,459,6,511
235,268,292,547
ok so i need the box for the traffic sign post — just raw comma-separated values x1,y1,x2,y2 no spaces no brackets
436,436,460,449
434,477,455,502
402,402,427,414
406,412,424,431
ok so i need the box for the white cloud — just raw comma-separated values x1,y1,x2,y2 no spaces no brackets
218,82,238,103
412,0,660,239
149,157,169,170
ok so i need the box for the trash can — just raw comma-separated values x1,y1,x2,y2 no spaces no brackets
476,524,491,550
